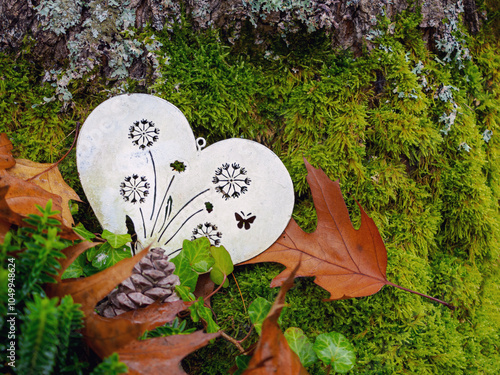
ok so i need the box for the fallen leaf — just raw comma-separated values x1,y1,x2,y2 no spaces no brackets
0,174,79,240
8,159,80,227
243,159,389,300
0,133,15,169
243,264,308,375
243,159,455,309
46,244,190,358
193,273,215,307
117,330,221,375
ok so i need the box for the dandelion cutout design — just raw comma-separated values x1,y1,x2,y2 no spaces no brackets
191,222,222,246
212,163,251,200
120,175,150,204
128,119,159,150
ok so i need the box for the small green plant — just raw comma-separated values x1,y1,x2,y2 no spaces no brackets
0,201,128,374
139,317,197,340
248,298,356,373
62,227,133,279
172,237,235,333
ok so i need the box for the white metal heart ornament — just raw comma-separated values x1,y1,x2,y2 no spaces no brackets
76,94,294,264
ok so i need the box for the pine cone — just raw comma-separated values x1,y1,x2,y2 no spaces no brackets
96,248,181,318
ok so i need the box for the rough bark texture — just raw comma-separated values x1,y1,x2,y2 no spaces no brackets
0,0,485,81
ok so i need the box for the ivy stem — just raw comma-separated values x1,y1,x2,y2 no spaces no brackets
236,325,253,344
27,122,80,181
387,282,456,310
204,274,227,302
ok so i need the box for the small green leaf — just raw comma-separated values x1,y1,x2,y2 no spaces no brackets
248,297,272,335
73,223,95,240
61,253,87,279
234,355,251,375
175,285,196,302
86,244,102,262
101,230,132,249
190,297,220,333
182,238,215,273
91,242,132,270
210,267,229,287
172,253,199,292
284,327,318,367
313,332,356,373
210,245,233,275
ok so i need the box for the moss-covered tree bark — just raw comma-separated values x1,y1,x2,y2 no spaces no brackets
0,0,485,83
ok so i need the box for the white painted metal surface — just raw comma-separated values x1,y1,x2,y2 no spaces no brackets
77,94,294,264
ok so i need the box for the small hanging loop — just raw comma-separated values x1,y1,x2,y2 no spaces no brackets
196,137,206,151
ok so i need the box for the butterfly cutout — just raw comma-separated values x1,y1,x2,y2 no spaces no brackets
235,212,256,230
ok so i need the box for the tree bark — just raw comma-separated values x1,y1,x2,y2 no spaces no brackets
0,0,485,80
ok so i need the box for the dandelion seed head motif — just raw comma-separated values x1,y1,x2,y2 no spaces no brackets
120,175,150,204
128,119,159,150
212,162,251,200
191,222,222,246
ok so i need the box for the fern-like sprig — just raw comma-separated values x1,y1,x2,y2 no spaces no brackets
17,295,60,375
15,201,68,301
55,295,84,371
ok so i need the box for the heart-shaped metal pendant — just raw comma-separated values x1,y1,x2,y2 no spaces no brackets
77,94,294,264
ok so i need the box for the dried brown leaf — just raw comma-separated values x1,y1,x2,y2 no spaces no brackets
243,159,389,300
243,264,308,375
47,244,191,357
118,330,221,375
0,171,79,240
8,159,80,227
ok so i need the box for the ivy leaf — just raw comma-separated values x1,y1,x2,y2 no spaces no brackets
91,242,132,270
73,223,96,241
172,252,199,292
86,244,102,262
61,252,87,279
189,297,220,333
182,237,215,273
234,355,251,375
248,297,272,335
101,230,131,249
312,332,356,373
209,245,233,287
175,285,195,302
284,327,317,367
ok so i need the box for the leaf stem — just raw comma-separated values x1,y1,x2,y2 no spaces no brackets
220,331,245,353
204,274,227,302
236,325,253,344
27,122,80,181
387,282,456,310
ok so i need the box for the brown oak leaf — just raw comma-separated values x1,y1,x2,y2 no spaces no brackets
243,159,454,309
117,330,221,375
0,171,79,240
243,159,388,300
243,264,308,375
